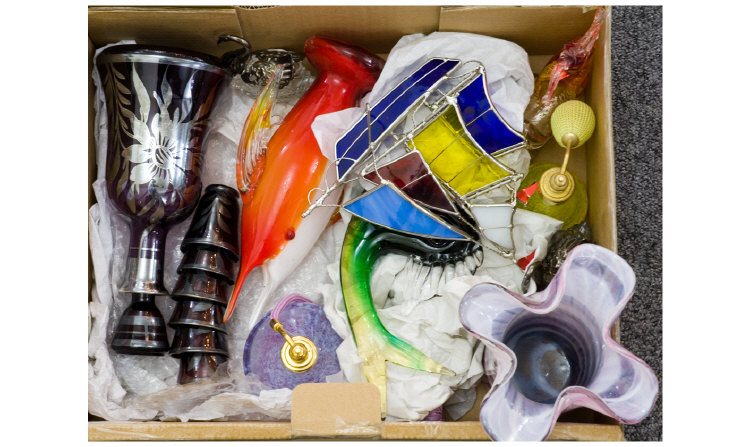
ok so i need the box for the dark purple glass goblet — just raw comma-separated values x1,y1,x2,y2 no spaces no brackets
97,45,228,354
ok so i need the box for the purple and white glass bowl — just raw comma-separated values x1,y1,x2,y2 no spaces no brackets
459,243,658,441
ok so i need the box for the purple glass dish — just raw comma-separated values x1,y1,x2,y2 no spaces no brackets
459,243,658,441
243,301,343,390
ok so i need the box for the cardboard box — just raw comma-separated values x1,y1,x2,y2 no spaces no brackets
88,5,622,441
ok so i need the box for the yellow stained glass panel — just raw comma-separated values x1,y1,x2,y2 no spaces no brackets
408,107,509,195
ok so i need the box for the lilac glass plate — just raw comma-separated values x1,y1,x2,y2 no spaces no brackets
243,301,343,390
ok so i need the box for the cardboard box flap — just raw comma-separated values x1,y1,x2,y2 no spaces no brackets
291,383,382,438
235,5,441,53
439,5,600,55
584,11,617,253
88,7,242,58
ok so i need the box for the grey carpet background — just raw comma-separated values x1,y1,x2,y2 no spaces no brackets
610,6,662,441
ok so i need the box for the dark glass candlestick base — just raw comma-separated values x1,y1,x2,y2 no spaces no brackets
177,353,227,384
111,293,169,355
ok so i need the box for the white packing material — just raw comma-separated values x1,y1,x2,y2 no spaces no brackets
319,203,561,420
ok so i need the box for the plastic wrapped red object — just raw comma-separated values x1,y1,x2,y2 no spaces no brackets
225,36,384,321
523,7,607,149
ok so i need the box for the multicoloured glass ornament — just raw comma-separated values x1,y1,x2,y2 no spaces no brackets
307,59,526,257
519,100,595,229
459,244,658,441
340,216,482,415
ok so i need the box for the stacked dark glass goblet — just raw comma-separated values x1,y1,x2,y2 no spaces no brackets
168,184,241,384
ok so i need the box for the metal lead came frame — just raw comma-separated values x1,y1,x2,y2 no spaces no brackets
304,58,463,216
306,59,530,257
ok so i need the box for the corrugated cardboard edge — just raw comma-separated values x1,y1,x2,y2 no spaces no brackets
88,421,623,441
586,6,618,254
585,6,623,347
88,421,292,441
382,421,625,441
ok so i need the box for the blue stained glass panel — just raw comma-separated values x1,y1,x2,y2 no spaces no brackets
335,58,460,179
368,59,455,120
456,74,524,155
465,111,524,153
336,59,448,159
336,158,355,179
456,75,491,124
343,185,467,240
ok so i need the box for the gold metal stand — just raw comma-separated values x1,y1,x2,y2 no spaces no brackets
270,318,318,373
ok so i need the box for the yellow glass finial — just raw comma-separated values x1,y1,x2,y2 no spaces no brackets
550,100,596,150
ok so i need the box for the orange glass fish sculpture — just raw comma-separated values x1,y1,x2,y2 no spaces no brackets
226,36,384,322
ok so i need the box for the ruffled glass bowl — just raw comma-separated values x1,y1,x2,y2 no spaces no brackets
459,243,658,441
